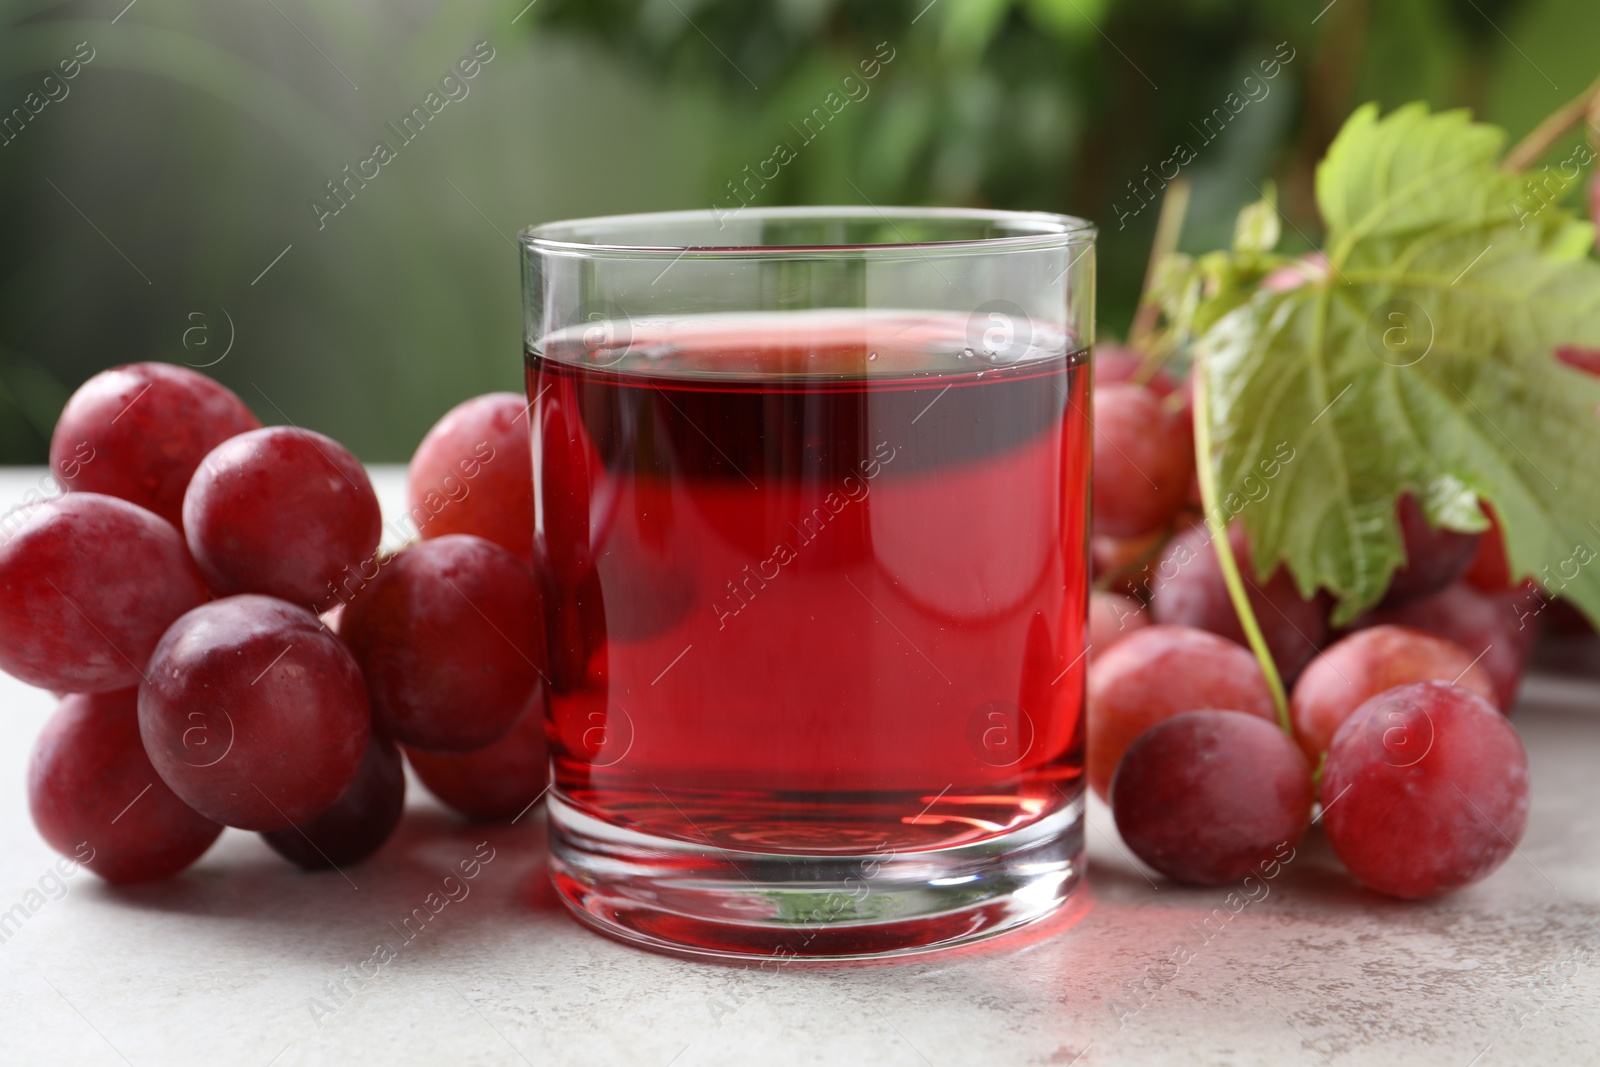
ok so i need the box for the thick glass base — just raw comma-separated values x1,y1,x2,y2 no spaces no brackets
548,792,1085,960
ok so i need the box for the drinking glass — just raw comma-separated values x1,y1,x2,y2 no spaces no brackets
521,207,1094,959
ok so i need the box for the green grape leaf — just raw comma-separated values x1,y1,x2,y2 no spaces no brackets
1196,103,1600,625
1233,189,1281,256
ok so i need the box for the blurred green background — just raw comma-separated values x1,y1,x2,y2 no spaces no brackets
1,0,1596,462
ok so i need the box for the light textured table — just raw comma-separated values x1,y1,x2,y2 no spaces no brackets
1,467,1596,1067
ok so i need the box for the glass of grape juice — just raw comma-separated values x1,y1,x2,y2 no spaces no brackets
521,207,1094,959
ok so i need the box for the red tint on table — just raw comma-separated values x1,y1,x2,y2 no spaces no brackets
529,312,1090,854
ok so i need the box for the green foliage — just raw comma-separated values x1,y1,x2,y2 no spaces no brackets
1170,104,1600,626
0,0,1594,461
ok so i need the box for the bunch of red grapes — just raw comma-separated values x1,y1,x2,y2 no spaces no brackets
1,364,549,883
1087,348,1538,899
0,354,1552,904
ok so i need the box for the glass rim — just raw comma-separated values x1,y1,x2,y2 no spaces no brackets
521,206,1095,259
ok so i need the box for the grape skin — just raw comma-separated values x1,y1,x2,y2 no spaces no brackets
29,689,223,884
405,693,548,822
408,393,535,564
1088,590,1148,662
1091,382,1194,539
1111,709,1313,885
49,363,259,531
1149,524,1330,684
183,426,382,612
1321,681,1529,899
1086,625,1277,800
139,595,371,831
1383,495,1481,604
1359,581,1533,709
0,494,209,693
1290,624,1497,766
1093,346,1177,397
340,535,548,753
261,735,406,870
1463,504,1513,592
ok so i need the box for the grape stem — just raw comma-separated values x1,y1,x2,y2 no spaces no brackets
1129,178,1192,376
1503,68,1600,171
1189,350,1292,734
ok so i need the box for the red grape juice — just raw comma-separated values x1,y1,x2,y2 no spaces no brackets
529,311,1089,856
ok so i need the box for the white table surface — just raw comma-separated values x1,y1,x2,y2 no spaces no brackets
1,466,1596,1067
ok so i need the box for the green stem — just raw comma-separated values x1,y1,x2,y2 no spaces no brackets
1189,351,1292,734
1502,68,1600,171
1128,178,1192,367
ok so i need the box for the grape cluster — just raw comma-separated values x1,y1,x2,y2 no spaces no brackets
1088,344,1539,899
4,367,549,883
0,351,1562,909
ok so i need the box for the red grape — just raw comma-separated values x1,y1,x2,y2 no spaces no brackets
183,426,382,611
1111,710,1312,884
1360,581,1533,709
1463,505,1514,592
408,392,535,564
1383,495,1481,604
340,535,547,753
28,689,222,883
261,734,405,869
1556,344,1600,377
1088,590,1148,661
49,363,259,530
138,595,370,831
1149,523,1330,683
1091,527,1168,594
405,693,548,821
1290,624,1496,765
1093,345,1177,397
1087,625,1277,800
0,494,209,692
1321,681,1529,899
1542,596,1596,636
1091,382,1193,539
